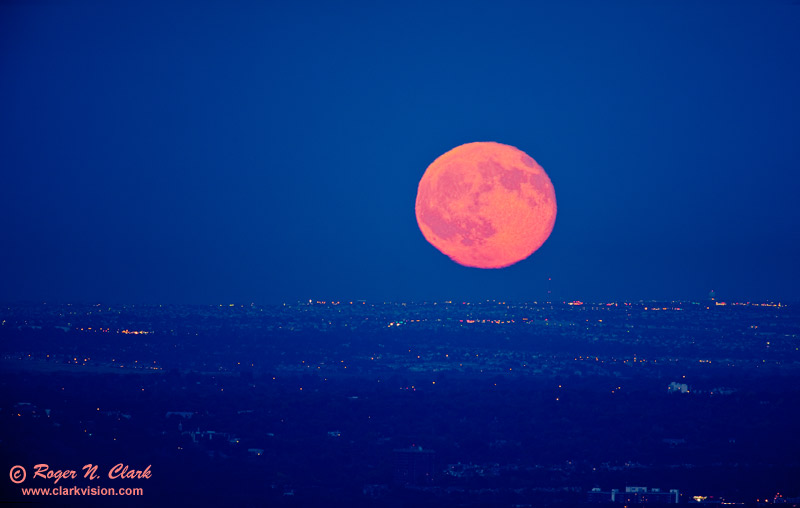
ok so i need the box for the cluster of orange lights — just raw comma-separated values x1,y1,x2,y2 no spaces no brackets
77,328,150,335
459,319,515,324
388,318,539,327
308,300,362,305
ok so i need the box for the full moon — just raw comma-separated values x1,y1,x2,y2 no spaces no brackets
415,141,556,269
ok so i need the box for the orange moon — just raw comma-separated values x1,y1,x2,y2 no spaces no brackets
415,142,556,269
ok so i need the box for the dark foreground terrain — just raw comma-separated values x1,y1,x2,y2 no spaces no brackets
1,301,798,506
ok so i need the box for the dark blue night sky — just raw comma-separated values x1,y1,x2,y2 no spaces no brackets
2,0,799,304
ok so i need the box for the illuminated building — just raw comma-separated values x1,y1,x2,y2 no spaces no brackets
393,446,435,486
588,486,679,504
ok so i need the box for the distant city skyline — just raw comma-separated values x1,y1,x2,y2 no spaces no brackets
1,287,793,307
2,294,798,506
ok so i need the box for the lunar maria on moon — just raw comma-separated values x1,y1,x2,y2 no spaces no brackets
415,141,557,269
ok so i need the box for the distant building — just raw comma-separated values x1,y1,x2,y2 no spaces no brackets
165,411,194,419
588,486,679,504
393,446,435,485
668,382,689,394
